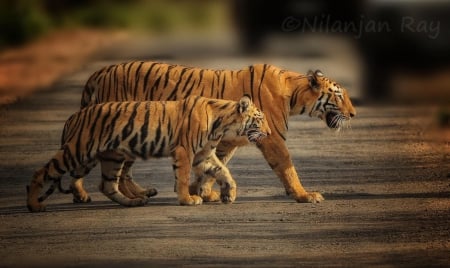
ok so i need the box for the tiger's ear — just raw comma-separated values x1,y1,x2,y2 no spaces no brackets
238,95,252,114
307,69,323,90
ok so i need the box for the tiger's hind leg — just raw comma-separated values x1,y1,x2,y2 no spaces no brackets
69,160,97,203
27,150,67,212
118,161,158,199
98,152,149,207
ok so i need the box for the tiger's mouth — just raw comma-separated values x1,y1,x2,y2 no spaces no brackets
246,129,267,143
326,112,344,129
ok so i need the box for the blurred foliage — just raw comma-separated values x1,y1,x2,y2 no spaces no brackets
0,0,51,47
0,0,227,49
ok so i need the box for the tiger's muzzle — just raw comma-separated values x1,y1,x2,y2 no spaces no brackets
325,112,349,130
246,128,269,143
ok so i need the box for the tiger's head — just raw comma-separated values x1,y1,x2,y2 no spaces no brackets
296,70,356,130
236,95,271,143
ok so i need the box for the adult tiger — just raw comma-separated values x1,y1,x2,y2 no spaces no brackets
26,95,270,212
77,62,356,204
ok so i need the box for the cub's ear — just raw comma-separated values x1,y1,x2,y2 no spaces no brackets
307,69,323,90
238,95,252,114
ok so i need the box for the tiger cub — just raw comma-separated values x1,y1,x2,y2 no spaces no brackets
27,95,270,212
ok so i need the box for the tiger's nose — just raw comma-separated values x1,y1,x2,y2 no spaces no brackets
349,112,355,118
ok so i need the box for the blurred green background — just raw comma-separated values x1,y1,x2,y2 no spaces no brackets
0,0,227,49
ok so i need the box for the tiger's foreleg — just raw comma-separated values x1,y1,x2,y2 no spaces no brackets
27,150,67,212
98,152,149,207
172,147,202,205
118,161,158,199
257,135,324,203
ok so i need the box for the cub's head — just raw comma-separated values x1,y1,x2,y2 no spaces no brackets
305,70,356,130
236,95,271,143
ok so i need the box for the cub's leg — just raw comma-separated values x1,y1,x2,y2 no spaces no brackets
70,178,91,203
190,142,237,202
69,161,97,203
193,153,237,204
172,147,202,205
118,161,158,199
98,152,149,207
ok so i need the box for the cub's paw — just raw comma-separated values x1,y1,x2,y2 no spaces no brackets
142,188,158,198
200,189,220,202
220,182,236,204
295,192,324,203
179,195,203,206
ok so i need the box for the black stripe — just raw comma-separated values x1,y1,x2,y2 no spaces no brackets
140,102,150,144
101,174,117,181
270,117,286,141
256,64,267,106
86,104,104,155
154,137,166,157
126,62,136,92
163,65,174,88
122,102,140,139
97,103,113,149
133,61,144,98
129,133,138,153
220,71,226,98
143,62,158,97
249,66,255,97
300,106,306,115
105,103,123,149
50,158,65,175
167,67,188,100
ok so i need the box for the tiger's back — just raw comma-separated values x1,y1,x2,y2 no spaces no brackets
82,61,273,109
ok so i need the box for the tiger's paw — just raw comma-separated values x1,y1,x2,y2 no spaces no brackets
295,192,324,203
27,201,46,212
179,195,203,206
200,189,220,202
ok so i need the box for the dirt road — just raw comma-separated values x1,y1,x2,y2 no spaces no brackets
0,36,449,267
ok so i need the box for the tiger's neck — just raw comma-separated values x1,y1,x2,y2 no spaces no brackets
206,101,243,142
282,71,313,116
